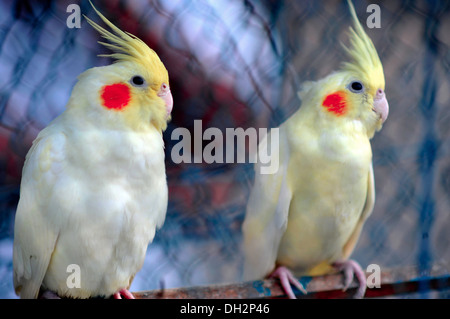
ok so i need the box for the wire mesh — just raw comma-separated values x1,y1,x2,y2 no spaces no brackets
0,0,449,298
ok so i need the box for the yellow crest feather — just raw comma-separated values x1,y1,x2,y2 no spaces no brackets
84,1,168,85
341,0,385,90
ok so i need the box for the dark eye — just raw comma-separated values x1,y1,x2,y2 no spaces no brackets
130,75,145,87
349,81,364,93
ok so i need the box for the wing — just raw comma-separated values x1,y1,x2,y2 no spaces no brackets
341,163,375,260
242,126,292,281
13,129,66,298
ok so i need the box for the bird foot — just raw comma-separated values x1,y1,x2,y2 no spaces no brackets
39,290,61,299
113,288,135,299
333,259,366,298
269,266,307,299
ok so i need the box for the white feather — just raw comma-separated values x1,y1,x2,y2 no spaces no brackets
13,110,167,298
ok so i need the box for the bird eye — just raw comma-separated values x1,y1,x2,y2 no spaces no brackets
349,81,364,93
130,75,145,87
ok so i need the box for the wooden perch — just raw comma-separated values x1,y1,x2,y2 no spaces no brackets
133,262,450,299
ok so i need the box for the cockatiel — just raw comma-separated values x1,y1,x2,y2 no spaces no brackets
242,0,388,299
13,3,173,299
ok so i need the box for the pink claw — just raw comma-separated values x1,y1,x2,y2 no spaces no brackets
269,266,307,299
40,290,61,299
333,259,366,298
113,288,135,299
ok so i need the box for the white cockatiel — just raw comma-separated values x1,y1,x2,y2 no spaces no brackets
242,0,388,299
13,3,173,299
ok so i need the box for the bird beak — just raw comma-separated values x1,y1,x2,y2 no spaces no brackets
373,89,389,123
157,83,173,118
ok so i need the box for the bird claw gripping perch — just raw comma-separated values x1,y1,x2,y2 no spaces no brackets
333,259,367,299
113,289,135,299
269,266,307,299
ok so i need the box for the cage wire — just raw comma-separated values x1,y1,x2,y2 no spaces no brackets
0,0,449,299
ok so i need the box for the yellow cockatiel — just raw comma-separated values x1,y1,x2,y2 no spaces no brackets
242,0,388,299
13,3,173,299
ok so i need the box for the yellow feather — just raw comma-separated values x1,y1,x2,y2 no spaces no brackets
341,0,385,90
84,1,169,88
243,1,386,299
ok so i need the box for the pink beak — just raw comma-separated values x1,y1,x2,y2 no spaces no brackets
157,83,173,118
373,89,389,123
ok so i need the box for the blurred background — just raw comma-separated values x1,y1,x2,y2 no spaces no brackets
0,0,449,298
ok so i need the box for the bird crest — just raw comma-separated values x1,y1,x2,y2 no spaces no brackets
340,0,385,90
83,1,168,86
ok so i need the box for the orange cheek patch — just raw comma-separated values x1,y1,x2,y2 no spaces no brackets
100,83,131,110
322,91,347,116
